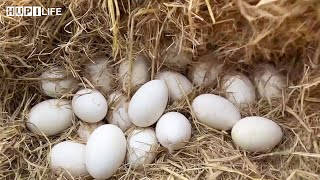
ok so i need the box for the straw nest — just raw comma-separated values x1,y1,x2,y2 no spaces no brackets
1,0,320,179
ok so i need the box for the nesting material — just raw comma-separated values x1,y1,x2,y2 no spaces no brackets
0,103,3,120
2,0,320,179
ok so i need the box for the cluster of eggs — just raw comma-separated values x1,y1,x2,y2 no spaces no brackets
26,48,286,179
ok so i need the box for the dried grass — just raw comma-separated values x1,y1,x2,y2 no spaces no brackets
1,0,320,179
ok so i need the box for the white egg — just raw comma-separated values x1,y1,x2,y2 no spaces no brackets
221,73,256,108
108,101,132,132
86,57,113,94
50,141,88,179
40,67,78,98
156,71,193,101
27,99,73,136
192,94,241,130
85,124,126,179
162,43,192,67
253,64,286,99
128,80,169,127
231,116,283,152
77,122,105,143
189,62,208,86
108,91,126,106
189,60,223,86
72,89,108,123
156,112,191,151
106,91,132,132
118,53,150,91
126,128,159,168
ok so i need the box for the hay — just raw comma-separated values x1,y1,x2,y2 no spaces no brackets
1,0,320,179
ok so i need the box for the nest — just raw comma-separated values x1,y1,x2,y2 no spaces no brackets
1,0,320,179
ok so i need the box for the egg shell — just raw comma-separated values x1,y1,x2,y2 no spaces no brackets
128,80,169,127
77,121,105,143
27,99,73,136
72,89,108,123
231,116,283,152
86,57,113,94
50,141,88,179
108,91,126,106
118,54,150,91
162,43,192,67
108,101,132,132
156,112,191,151
221,73,256,108
40,67,78,98
126,128,159,168
253,64,286,99
156,71,193,101
107,91,131,131
189,62,208,86
85,124,126,179
192,94,241,130
189,61,223,86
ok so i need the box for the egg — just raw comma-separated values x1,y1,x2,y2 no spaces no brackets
85,57,113,94
27,99,73,136
77,121,105,143
231,116,283,152
126,128,159,168
118,53,150,91
156,112,191,151
253,63,286,99
161,42,192,67
156,71,193,101
85,124,126,179
221,73,256,108
50,141,88,179
72,89,108,123
192,94,241,130
189,55,224,86
128,80,169,127
108,91,126,106
40,67,78,98
107,101,132,132
106,91,132,132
